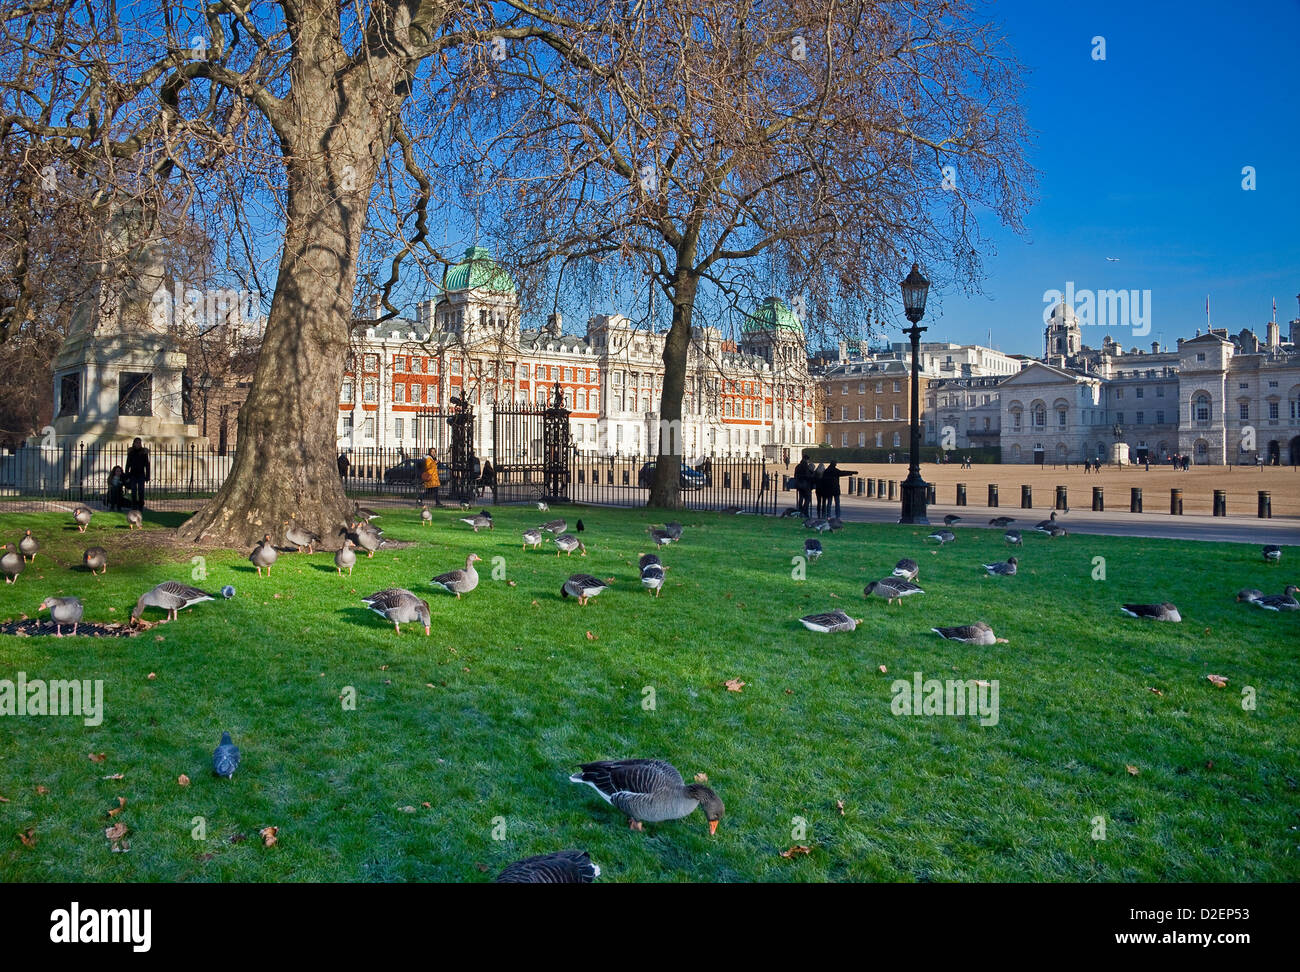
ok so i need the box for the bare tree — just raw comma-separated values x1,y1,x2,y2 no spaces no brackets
478,0,1034,506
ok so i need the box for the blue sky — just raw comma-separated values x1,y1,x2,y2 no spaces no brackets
918,0,1300,356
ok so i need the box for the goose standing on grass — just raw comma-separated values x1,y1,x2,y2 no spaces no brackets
989,516,1016,528
1,544,24,584
799,609,860,633
250,534,278,576
334,539,357,576
354,506,379,522
420,504,433,527
638,553,662,572
354,521,384,557
931,622,1008,645
361,588,431,635
664,521,683,541
459,513,493,533
983,556,1018,577
73,507,93,532
1034,512,1059,533
1263,544,1282,563
132,581,215,622
554,534,586,557
570,759,724,834
541,518,567,535
126,509,143,530
1253,585,1299,611
495,850,600,884
641,562,666,596
1004,529,1023,547
648,527,674,547
892,558,919,581
212,731,240,779
827,516,844,531
522,528,544,551
284,522,321,554
431,553,482,598
1120,602,1182,622
804,538,823,562
83,546,108,575
561,574,608,605
18,529,39,563
864,577,925,605
37,596,83,637
943,514,962,526
927,529,956,545
536,500,549,513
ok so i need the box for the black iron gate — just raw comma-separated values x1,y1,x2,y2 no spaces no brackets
492,386,571,503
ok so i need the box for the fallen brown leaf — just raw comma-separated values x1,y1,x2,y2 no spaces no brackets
35,785,49,795
102,773,124,780
694,772,708,783
421,802,431,809
1206,674,1228,688
1148,687,1163,696
88,753,106,763
105,822,128,841
17,827,36,848
780,845,813,858
0,796,8,803
107,797,127,818
836,800,846,815
177,774,190,787
723,678,746,692
1125,765,1140,776
586,630,596,641
879,665,888,674
475,862,490,873
147,672,156,680
259,826,278,847
379,664,389,671
507,580,517,587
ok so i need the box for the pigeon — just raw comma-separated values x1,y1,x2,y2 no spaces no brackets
221,585,236,599
799,610,860,633
983,557,1018,577
561,574,609,605
641,563,665,596
18,530,39,563
864,577,925,604
37,596,83,636
892,558,919,581
213,731,241,779
1120,603,1182,622
803,538,823,562
1263,544,1282,563
932,622,1008,645
943,514,962,526
927,530,956,545
1,544,24,584
83,546,108,575
989,516,1015,528
494,850,600,883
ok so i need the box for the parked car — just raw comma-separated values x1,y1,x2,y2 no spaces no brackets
638,461,706,490
382,458,449,485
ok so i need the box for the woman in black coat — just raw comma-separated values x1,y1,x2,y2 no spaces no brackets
793,457,814,517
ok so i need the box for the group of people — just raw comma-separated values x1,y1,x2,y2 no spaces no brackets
791,456,856,518
106,437,150,511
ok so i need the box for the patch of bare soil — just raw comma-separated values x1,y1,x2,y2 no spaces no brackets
0,617,140,638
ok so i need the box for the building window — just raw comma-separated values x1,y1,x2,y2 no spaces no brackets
1239,402,1249,421
841,432,848,447
1156,386,1164,397
1267,380,1277,388
1268,402,1279,421
1194,396,1210,422
841,406,848,420
893,380,901,393
893,405,901,420
1156,410,1165,424
875,381,883,393
364,417,375,438
858,406,864,421
1116,412,1124,424
364,354,378,371
892,431,901,447
1136,387,1143,398
841,383,848,395
393,384,405,403
342,412,353,434
875,432,883,447
857,432,866,447
1196,353,1206,362
858,382,865,394
1239,382,1248,390
341,381,353,403
394,417,403,440
1136,411,1144,424
58,372,82,417
1057,409,1067,427
119,373,153,417
363,380,377,403
1116,388,1124,400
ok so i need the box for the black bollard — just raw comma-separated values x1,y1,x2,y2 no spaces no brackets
1258,490,1271,519
1055,485,1068,511
1170,488,1182,515
1130,487,1142,513
1213,490,1226,517
956,483,967,506
1021,485,1032,509
988,483,998,508
1092,486,1104,512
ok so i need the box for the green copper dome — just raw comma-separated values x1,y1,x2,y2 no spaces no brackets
741,296,803,333
442,245,516,295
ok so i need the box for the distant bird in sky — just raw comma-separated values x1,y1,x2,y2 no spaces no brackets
1106,256,1120,262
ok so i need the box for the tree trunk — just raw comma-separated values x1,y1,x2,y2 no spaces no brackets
648,274,698,509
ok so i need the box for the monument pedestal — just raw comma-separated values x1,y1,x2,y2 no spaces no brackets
1111,442,1130,466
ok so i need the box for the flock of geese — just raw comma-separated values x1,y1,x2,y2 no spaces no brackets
0,499,1294,880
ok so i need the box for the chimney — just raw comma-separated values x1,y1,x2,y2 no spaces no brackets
416,299,437,326
858,340,869,359
1267,321,1279,349
837,340,847,361
1151,341,1159,354
367,294,383,320
1176,337,1184,349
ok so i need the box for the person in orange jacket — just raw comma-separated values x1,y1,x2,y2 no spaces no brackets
421,447,442,506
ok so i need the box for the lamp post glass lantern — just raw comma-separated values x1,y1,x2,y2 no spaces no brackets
899,263,931,524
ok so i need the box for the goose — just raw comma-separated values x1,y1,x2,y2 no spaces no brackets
1004,530,1023,547
554,534,586,557
353,521,385,557
38,596,83,636
1263,544,1282,563
641,563,666,596
1,544,24,583
1235,589,1263,603
132,581,215,622
361,588,431,635
495,850,600,884
126,509,143,530
18,529,39,563
1034,512,1058,532
1046,525,1068,538
1253,585,1299,611
927,530,956,545
541,518,567,535
73,507,93,532
561,574,608,605
354,506,380,521
780,507,801,518
664,521,683,540
989,516,1016,528
983,556,1018,577
431,553,482,598
83,546,108,575
522,528,544,551
648,528,674,547
420,504,433,526
536,500,549,512
1120,603,1182,622
334,539,357,576
212,731,240,779
931,622,1008,645
803,518,832,533
284,522,320,553
943,514,962,526
892,558,919,581
637,553,662,572
803,538,823,562
827,516,844,531
799,609,860,633
459,513,493,533
250,535,278,576
570,759,724,834
864,577,925,604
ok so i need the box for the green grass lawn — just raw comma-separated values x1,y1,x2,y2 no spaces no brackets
0,504,1297,882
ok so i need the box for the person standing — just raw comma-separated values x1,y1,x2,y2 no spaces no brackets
337,452,350,479
812,462,828,517
824,461,856,518
793,455,814,517
125,437,150,510
421,447,442,506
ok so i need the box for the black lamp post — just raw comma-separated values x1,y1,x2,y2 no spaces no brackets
899,263,931,523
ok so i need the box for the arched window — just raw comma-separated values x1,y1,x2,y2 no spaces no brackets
1193,393,1211,423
